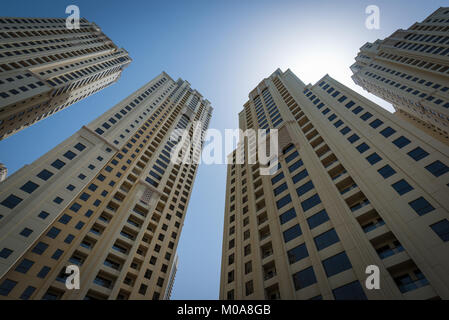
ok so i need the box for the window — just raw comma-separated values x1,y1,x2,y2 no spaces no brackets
285,151,299,163
51,159,66,169
245,280,254,296
307,209,330,229
345,101,355,108
38,211,49,219
245,261,252,274
314,229,339,251
51,249,64,260
58,214,72,224
425,160,449,177
340,126,351,135
380,127,396,138
32,242,48,255
378,165,396,179
228,270,235,283
409,197,435,216
287,243,309,264
0,279,17,296
20,181,39,194
80,193,90,201
69,203,81,213
282,144,295,154
322,252,352,277
352,106,363,114
0,248,13,259
289,160,303,173
293,266,317,290
391,179,414,195
369,119,383,128
296,181,314,196
64,235,75,244
276,194,292,209
74,143,86,151
283,224,302,242
47,227,61,239
407,147,429,161
271,172,284,185
53,197,63,204
273,182,288,196
347,134,360,144
37,169,54,181
356,142,370,153
66,184,75,191
430,220,449,242
1,194,23,209
15,259,34,273
360,112,373,121
279,207,296,224
292,169,308,184
366,153,382,165
20,228,33,237
75,222,85,230
332,281,367,300
392,136,411,148
37,266,51,278
19,286,36,300
301,194,321,212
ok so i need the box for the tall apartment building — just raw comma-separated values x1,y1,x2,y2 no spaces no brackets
0,17,131,140
0,72,212,300
351,7,449,145
220,68,449,300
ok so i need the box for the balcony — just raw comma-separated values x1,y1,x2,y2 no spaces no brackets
263,261,277,281
395,273,429,294
376,243,405,260
340,184,358,196
259,226,270,242
257,212,268,226
261,243,274,260
350,199,371,212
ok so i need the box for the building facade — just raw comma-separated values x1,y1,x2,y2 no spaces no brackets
163,254,178,300
220,68,449,300
0,72,212,300
351,7,449,145
0,17,131,140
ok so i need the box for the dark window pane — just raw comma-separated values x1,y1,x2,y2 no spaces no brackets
283,224,302,242
322,252,352,277
307,209,330,229
279,207,296,225
293,266,317,290
409,197,435,216
333,281,367,300
314,229,339,251
287,243,309,264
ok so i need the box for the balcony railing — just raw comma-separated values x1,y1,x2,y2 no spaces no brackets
264,271,276,280
350,199,371,212
363,220,385,233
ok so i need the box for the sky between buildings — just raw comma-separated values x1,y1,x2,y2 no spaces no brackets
0,0,447,299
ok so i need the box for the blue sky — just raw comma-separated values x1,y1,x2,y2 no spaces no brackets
0,0,446,299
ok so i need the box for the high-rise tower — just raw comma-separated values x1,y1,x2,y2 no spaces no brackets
0,72,212,300
351,7,449,145
220,69,449,300
0,17,131,140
